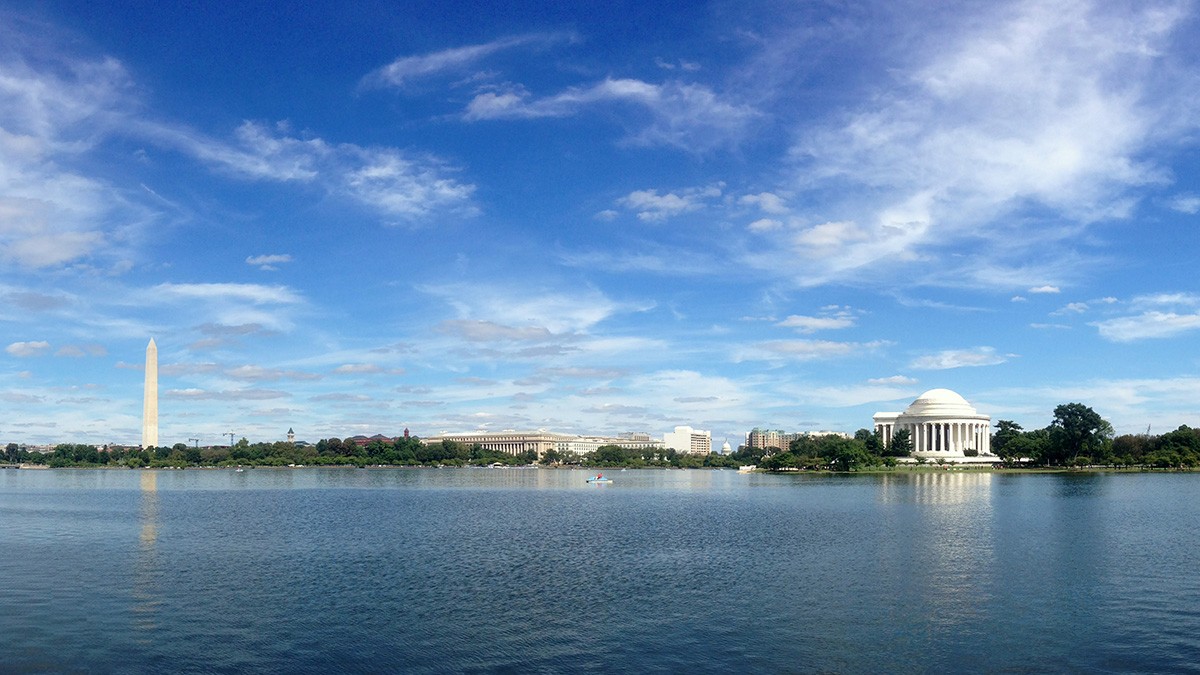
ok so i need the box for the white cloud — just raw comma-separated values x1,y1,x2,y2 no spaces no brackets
339,146,477,220
748,218,783,233
983,376,1200,436
740,192,789,214
55,344,106,358
422,283,628,335
0,48,154,268
1093,311,1200,342
764,0,1194,288
153,283,302,305
776,312,855,333
909,346,1009,370
792,221,868,251
142,121,477,221
436,320,554,342
164,388,290,401
1167,193,1200,214
361,33,572,88
742,339,886,362
1052,302,1090,315
1029,285,1061,294
142,283,304,332
246,253,293,271
617,184,722,222
226,365,318,381
332,363,383,375
788,382,919,409
6,340,50,357
1131,292,1200,307
464,78,760,151
868,375,919,385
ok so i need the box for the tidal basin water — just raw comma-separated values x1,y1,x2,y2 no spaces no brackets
3,468,1199,673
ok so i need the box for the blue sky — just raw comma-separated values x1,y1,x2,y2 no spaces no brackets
3,0,1200,447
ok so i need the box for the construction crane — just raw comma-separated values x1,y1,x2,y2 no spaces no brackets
188,438,200,448
226,432,236,447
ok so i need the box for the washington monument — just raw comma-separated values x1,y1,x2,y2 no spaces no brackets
142,338,158,448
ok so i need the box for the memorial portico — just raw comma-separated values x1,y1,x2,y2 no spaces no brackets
873,389,994,462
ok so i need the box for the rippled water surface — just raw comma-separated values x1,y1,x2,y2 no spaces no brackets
3,468,1199,673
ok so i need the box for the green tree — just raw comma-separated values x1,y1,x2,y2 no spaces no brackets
760,451,797,471
992,420,1023,458
1151,425,1200,467
857,428,885,456
1047,403,1111,465
592,445,630,465
822,437,873,471
1006,428,1050,465
888,429,913,457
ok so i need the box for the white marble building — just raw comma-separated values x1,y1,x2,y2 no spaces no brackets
873,389,994,462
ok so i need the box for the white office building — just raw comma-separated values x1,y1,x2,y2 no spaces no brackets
663,426,712,455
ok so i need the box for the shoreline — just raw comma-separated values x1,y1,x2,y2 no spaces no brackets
7,463,1198,475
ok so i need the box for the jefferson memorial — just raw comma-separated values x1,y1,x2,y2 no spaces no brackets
873,389,996,463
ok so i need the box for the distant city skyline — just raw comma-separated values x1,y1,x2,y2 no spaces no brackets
3,1,1200,447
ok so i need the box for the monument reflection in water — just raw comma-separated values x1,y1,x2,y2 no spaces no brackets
132,471,160,638
876,471,998,638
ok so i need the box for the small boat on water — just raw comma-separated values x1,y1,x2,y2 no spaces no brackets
586,473,613,484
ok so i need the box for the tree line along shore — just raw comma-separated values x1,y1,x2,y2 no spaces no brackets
5,403,1199,471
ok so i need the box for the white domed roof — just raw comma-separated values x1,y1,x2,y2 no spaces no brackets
903,388,978,417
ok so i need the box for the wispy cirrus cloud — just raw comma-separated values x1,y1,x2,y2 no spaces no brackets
165,388,290,401
361,33,574,89
140,120,477,221
983,376,1200,435
1166,193,1200,214
1092,292,1200,342
739,339,887,362
1,25,476,275
421,283,635,335
751,0,1196,290
246,254,293,270
141,283,304,332
0,42,153,268
225,365,319,382
55,344,107,358
868,375,918,386
153,283,303,305
909,346,1011,370
332,363,384,375
777,306,857,333
465,78,760,150
436,320,555,343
